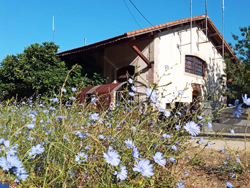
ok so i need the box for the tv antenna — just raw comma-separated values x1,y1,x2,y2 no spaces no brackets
222,0,224,60
52,16,55,42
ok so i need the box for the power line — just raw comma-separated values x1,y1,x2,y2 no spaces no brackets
129,0,153,26
122,0,142,28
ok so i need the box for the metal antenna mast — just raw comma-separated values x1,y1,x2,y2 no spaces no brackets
222,0,224,61
205,0,207,39
190,0,192,54
53,16,55,42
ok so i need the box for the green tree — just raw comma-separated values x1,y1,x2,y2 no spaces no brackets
0,42,106,101
224,26,250,102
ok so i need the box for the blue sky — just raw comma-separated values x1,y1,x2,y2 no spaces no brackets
0,0,248,61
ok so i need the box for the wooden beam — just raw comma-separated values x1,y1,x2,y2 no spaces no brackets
208,33,218,38
130,36,136,41
147,31,154,39
131,45,152,68
216,46,222,50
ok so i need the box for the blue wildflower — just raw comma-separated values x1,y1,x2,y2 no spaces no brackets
133,159,154,177
61,88,67,93
28,144,45,158
153,152,166,166
7,148,17,156
69,171,75,178
28,113,36,121
90,113,99,121
233,104,242,117
43,110,49,114
50,98,59,103
230,129,235,135
69,96,75,100
145,88,158,103
177,182,185,188
229,99,242,117
175,125,181,130
0,155,23,171
75,152,88,163
128,92,135,97
131,86,137,92
170,145,177,151
0,138,5,144
74,131,83,138
169,157,176,163
128,78,133,84
184,121,200,136
26,122,35,129
208,122,212,128
72,87,77,92
91,96,98,106
103,146,120,166
132,145,139,161
124,139,134,149
162,133,171,139
164,110,171,118
178,90,184,96
85,145,91,150
13,167,29,182
99,135,105,140
205,142,211,147
242,94,250,106
3,140,10,149
50,107,56,111
113,166,127,181
226,182,233,188
165,65,169,69
197,116,203,120
156,104,164,112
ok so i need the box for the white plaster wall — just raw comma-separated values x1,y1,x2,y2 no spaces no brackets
156,24,225,107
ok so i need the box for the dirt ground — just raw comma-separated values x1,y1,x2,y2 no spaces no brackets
180,140,250,188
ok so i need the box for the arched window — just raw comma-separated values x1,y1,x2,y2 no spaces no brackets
116,65,135,82
185,56,206,76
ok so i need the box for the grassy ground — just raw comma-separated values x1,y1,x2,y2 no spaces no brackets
180,147,249,188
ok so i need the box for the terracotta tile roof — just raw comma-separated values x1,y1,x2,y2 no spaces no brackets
58,14,236,59
125,15,206,36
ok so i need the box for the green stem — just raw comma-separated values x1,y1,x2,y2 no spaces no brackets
43,145,51,188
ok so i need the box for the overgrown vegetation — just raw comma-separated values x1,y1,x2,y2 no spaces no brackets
0,65,249,188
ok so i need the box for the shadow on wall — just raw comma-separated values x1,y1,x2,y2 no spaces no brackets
203,57,226,109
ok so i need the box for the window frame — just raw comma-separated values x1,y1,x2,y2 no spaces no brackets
185,55,206,76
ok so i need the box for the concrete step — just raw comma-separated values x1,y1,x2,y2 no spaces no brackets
203,123,250,134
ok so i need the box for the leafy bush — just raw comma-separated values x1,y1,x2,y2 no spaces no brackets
0,42,107,101
224,26,250,102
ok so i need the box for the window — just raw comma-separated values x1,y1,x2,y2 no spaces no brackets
185,56,206,76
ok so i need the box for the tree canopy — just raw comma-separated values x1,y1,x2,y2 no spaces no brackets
0,42,106,101
224,26,250,103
